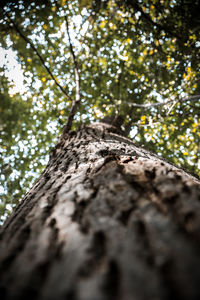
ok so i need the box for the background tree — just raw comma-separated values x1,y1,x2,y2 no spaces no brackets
0,0,200,221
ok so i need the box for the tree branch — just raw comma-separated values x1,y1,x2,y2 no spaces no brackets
62,6,81,133
5,11,72,101
126,95,200,109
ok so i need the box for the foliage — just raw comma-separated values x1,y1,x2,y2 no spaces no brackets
0,0,200,221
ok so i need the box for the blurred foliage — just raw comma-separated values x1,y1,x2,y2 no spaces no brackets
0,0,200,221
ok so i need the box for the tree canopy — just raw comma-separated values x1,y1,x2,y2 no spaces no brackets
0,0,200,222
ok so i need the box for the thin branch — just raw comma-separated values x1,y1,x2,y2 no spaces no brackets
62,6,81,133
5,11,72,101
126,95,200,109
166,99,179,115
117,63,124,101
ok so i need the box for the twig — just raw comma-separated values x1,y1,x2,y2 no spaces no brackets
126,95,200,109
115,62,124,115
166,98,179,115
5,11,72,101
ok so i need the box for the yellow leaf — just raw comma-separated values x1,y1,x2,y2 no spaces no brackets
60,110,65,115
109,23,117,30
143,49,147,56
128,17,135,24
183,152,188,156
126,38,131,44
99,57,107,66
51,6,56,12
181,122,184,126
149,49,154,55
100,21,106,29
138,56,143,63
163,125,167,130
43,24,48,30
189,34,196,40
141,115,146,121
27,58,32,63
42,77,46,82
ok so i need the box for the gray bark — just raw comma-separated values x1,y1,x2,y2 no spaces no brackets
0,122,200,300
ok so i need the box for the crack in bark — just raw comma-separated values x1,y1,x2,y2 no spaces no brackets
78,230,107,277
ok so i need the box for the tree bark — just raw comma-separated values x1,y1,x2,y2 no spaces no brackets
0,122,200,300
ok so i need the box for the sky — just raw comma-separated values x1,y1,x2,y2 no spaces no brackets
0,47,26,95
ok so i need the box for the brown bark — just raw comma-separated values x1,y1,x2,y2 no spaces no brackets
0,122,200,300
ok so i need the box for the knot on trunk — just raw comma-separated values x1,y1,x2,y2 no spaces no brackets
87,115,125,135
87,122,124,135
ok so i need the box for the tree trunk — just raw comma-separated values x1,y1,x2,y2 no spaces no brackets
0,122,200,300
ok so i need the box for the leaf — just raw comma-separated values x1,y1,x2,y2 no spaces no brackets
100,21,107,28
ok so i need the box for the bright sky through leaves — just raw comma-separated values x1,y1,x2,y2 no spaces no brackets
0,47,26,95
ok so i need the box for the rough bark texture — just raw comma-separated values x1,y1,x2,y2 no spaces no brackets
0,122,200,300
